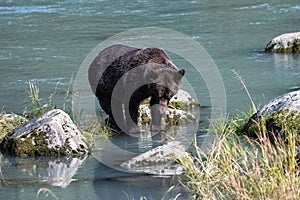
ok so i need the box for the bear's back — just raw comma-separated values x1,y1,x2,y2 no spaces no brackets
89,44,178,96
88,44,138,94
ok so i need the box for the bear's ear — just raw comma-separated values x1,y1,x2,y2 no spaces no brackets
178,69,185,76
174,69,185,83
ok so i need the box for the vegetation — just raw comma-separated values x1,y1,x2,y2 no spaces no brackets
25,81,55,118
178,108,300,200
2,79,300,199
80,118,113,148
0,113,27,143
176,70,300,199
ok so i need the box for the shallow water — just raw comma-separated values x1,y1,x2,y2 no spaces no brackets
0,0,300,199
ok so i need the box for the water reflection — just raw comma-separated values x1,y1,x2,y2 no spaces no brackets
0,154,87,188
0,125,196,199
93,162,189,200
273,53,300,70
272,53,300,92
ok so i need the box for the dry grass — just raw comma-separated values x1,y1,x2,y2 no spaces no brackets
178,111,300,200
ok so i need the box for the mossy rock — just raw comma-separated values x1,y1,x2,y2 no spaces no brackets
244,110,300,144
138,90,199,126
1,130,67,157
140,89,200,111
265,32,300,53
243,90,300,143
1,109,89,157
0,114,27,144
169,89,200,111
138,105,197,127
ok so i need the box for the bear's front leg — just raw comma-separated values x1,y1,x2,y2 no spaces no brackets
150,105,162,134
150,96,168,134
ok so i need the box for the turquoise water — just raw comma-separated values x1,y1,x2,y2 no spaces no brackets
0,0,300,199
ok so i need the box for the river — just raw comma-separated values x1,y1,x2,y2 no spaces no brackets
0,0,299,199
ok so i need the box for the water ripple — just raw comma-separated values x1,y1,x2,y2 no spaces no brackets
0,5,63,15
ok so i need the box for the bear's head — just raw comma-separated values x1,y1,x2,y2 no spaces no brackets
134,47,185,113
150,68,185,114
115,46,185,115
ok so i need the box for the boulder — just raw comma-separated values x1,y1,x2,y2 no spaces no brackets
138,89,199,126
120,141,190,176
256,90,300,117
243,90,300,141
265,32,300,53
0,113,27,143
169,89,200,110
1,109,89,157
138,105,197,126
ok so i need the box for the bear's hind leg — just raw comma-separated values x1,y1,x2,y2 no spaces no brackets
124,99,140,134
99,96,124,133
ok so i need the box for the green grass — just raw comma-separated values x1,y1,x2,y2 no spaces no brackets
0,113,27,143
178,109,300,200
25,81,54,118
0,81,111,150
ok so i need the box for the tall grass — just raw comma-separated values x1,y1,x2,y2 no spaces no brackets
25,81,112,146
178,114,300,199
26,81,55,118
177,69,300,199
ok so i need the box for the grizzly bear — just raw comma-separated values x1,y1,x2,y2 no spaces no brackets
88,44,185,135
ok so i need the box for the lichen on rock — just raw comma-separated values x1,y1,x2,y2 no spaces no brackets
138,89,199,126
265,32,300,53
120,141,190,176
169,89,200,111
244,90,300,143
0,113,27,144
1,109,89,157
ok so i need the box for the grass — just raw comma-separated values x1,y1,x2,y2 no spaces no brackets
25,81,54,118
80,118,113,148
3,77,300,199
178,111,300,199
176,70,300,199
0,112,27,143
0,81,111,150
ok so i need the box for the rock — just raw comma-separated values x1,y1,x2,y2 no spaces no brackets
138,105,152,125
265,32,300,53
256,90,300,117
1,109,89,157
243,90,300,141
138,105,197,126
169,89,200,110
163,107,198,126
120,141,190,176
138,89,199,126
0,113,27,143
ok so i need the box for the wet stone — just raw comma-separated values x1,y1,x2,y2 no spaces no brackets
120,141,190,176
265,32,300,53
1,109,89,157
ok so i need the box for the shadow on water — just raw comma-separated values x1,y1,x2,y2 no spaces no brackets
92,126,199,200
0,125,202,200
93,162,188,200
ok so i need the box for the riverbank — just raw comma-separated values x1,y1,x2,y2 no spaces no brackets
178,102,300,199
1,82,300,199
